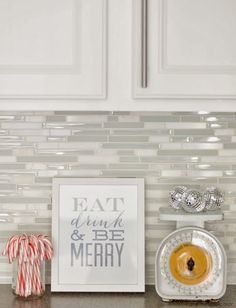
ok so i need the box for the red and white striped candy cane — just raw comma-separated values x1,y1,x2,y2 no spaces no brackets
2,234,53,298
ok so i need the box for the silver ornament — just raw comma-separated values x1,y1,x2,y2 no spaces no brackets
203,187,224,211
182,189,205,213
169,186,187,209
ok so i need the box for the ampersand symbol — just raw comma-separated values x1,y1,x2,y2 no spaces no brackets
71,229,85,241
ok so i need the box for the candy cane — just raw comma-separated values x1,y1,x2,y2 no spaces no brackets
2,234,53,298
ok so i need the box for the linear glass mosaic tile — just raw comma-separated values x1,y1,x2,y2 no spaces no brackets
0,111,236,285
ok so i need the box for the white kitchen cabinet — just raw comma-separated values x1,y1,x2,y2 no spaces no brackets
133,0,236,99
2,0,236,111
0,0,107,99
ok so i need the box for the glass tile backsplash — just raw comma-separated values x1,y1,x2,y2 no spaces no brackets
0,111,236,284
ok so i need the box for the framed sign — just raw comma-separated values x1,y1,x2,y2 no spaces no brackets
51,178,145,292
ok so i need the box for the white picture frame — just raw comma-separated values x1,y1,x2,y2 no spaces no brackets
51,178,145,292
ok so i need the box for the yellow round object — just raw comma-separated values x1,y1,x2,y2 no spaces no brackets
169,243,212,285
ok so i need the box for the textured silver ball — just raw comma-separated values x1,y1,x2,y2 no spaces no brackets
169,186,187,209
203,187,224,211
182,189,205,213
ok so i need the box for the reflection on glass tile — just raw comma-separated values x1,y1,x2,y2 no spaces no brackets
0,136,24,140
0,218,13,223
0,211,37,217
37,149,94,156
207,123,228,128
55,111,111,115
43,123,102,129
171,136,230,143
169,136,192,142
186,170,223,177
72,130,110,135
182,143,222,150
205,116,218,122
111,112,131,115
47,136,66,142
65,115,108,123
0,142,30,147
223,171,236,177
46,164,67,170
0,192,18,197
0,115,23,121
205,136,224,142
193,164,228,170
140,156,200,163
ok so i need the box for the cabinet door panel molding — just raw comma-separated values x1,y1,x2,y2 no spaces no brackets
0,0,107,99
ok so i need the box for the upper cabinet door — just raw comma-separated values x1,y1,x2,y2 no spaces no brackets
0,0,107,99
133,0,236,99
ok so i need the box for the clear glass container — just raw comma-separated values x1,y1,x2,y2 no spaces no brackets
12,259,45,299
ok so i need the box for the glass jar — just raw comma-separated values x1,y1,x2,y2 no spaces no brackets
12,259,45,299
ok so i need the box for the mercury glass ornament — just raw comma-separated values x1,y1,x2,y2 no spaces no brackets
169,186,187,209
182,189,205,213
203,187,224,211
